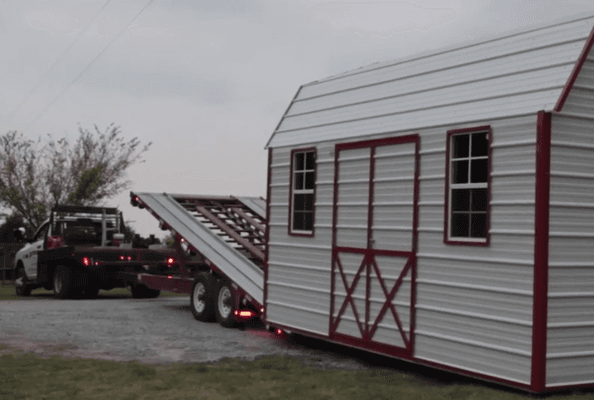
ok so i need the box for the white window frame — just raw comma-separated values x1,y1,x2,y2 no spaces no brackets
289,149,316,236
446,128,490,245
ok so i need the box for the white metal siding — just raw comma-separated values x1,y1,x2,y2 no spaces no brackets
546,113,594,387
266,142,335,334
267,16,594,149
266,114,537,384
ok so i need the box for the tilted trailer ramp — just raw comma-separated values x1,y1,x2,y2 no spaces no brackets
129,192,266,325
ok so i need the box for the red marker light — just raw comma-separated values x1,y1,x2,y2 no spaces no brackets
167,258,174,264
276,329,283,335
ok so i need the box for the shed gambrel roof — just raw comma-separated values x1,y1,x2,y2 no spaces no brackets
266,13,594,149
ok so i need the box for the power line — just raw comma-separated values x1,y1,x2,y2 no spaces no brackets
7,0,114,125
23,0,155,133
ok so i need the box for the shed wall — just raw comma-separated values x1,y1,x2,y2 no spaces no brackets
546,113,594,387
266,114,537,384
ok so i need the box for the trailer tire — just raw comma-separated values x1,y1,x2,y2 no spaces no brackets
215,279,237,328
191,273,215,322
14,265,32,297
130,284,161,299
53,265,76,299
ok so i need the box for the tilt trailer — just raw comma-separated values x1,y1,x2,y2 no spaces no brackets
129,192,267,327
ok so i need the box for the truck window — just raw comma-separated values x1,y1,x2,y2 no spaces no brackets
33,223,50,242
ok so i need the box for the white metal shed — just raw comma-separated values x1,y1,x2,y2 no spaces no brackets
263,13,594,393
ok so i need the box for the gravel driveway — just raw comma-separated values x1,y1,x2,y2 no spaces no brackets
0,294,373,370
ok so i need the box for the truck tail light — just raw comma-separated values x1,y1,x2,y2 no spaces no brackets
82,257,91,266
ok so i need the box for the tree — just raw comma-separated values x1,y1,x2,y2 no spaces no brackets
0,124,151,229
0,213,25,242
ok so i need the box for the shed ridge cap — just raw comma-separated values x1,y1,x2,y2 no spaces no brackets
302,12,594,88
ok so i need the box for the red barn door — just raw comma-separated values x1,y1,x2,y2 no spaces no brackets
330,135,419,358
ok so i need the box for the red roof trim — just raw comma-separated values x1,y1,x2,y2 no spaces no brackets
555,24,594,112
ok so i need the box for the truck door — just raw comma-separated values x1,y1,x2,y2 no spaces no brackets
23,222,50,280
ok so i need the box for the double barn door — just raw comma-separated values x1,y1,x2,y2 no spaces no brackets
330,135,419,357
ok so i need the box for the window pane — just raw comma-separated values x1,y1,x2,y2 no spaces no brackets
452,160,469,184
452,135,469,158
472,132,489,157
452,189,470,212
471,213,487,238
294,194,305,211
471,159,488,183
451,213,469,237
295,152,305,171
306,151,315,170
295,172,304,190
304,193,314,211
305,171,315,190
471,189,488,212
293,212,304,231
304,212,314,231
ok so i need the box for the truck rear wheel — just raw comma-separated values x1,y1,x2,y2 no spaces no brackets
53,265,76,299
15,266,32,297
130,284,160,299
191,273,215,322
215,279,237,328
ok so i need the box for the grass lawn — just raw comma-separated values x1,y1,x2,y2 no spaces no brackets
0,281,188,301
3,348,590,400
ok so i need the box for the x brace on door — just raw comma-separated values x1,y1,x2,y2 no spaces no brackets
331,248,414,349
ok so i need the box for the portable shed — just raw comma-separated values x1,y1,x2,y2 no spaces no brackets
263,13,594,393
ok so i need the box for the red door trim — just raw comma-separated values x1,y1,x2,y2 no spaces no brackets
330,134,420,357
331,253,367,336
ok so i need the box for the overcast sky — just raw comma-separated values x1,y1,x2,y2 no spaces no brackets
2,0,594,237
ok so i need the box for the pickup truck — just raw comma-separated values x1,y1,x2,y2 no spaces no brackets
13,205,174,299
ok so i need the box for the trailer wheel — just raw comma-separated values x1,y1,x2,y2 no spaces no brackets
215,280,237,328
191,273,215,322
53,265,75,299
14,265,32,297
130,284,161,299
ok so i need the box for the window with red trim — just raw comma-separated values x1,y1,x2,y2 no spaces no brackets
290,149,316,235
446,129,490,244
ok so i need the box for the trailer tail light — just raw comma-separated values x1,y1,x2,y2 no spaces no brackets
234,310,256,320
82,257,91,266
167,258,174,264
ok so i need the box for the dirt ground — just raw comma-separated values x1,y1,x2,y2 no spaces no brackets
0,294,376,370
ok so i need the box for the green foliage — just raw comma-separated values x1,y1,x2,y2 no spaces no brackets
0,124,151,229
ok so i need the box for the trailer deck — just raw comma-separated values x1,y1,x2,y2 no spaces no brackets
130,192,265,310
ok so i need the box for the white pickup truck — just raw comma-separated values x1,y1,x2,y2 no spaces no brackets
14,205,164,299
